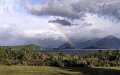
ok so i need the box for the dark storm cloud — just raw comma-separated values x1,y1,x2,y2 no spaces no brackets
49,18,77,26
25,0,120,20
25,0,82,19
72,0,120,20
98,1,120,20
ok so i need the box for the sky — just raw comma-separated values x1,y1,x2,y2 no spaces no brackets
0,0,120,47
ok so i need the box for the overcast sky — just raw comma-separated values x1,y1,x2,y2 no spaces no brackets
0,0,120,47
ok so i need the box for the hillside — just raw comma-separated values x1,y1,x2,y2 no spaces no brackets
59,43,75,49
0,44,44,50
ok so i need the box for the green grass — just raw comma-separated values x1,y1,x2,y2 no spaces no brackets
0,66,82,75
0,66,120,75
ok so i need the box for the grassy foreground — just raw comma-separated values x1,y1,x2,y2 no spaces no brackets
0,66,120,75
0,66,81,75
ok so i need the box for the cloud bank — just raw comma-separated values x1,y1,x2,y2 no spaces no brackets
25,0,120,38
26,0,120,20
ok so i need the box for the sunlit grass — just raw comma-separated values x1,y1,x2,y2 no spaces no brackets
0,66,82,75
0,66,119,75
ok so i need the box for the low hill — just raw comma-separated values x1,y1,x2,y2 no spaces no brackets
0,44,44,50
59,43,75,49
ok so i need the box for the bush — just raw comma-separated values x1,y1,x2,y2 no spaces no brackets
0,48,119,67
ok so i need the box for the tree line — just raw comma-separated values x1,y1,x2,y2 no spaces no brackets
0,47,120,67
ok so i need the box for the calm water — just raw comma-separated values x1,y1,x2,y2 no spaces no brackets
36,49,99,56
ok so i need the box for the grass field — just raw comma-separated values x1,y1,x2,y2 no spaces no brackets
0,66,119,75
0,66,81,75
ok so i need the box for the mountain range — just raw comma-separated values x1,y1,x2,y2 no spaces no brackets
60,35,120,49
1,35,120,50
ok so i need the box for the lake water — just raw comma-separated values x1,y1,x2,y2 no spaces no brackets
36,49,100,56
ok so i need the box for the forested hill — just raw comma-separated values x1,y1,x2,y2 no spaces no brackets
0,44,46,50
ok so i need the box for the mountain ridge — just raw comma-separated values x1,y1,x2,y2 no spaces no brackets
60,35,120,49
78,35,120,49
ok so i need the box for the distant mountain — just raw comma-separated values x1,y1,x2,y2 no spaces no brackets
59,43,75,49
95,35,120,49
76,35,120,49
1,35,120,50
76,39,99,48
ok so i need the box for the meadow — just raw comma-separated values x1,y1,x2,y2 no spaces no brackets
0,66,120,75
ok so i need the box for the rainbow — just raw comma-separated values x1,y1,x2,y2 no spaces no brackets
49,23,74,46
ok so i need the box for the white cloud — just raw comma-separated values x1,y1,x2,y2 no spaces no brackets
0,4,63,46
